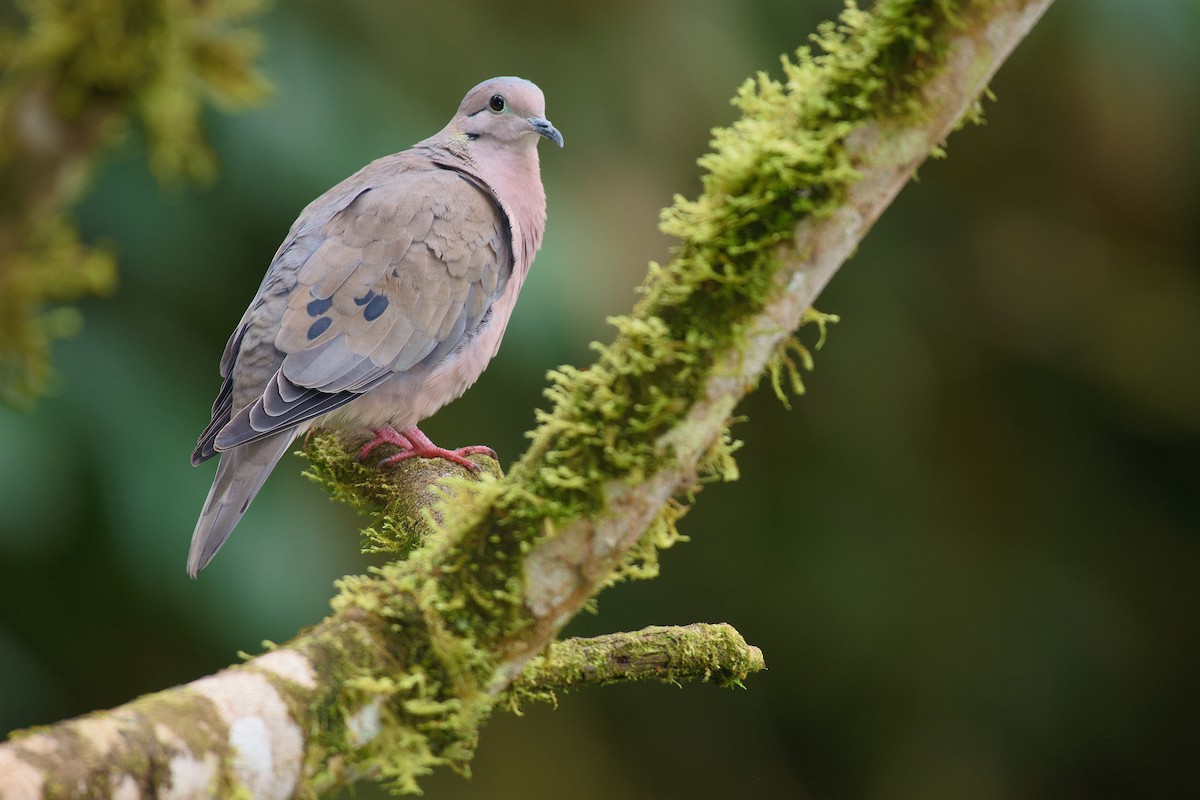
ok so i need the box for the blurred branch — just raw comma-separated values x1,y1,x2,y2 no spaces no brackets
0,0,1053,797
0,0,270,408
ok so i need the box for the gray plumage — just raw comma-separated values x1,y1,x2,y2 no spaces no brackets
188,77,562,577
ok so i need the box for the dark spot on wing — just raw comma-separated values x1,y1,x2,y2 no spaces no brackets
307,317,332,340
307,297,333,317
363,294,389,322
354,290,376,307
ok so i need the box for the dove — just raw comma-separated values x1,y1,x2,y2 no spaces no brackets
188,76,562,577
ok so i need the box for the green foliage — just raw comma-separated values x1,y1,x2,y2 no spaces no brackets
0,0,270,407
1,0,272,178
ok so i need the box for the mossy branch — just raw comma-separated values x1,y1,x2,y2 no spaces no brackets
0,1,1054,796
508,623,766,706
302,431,504,556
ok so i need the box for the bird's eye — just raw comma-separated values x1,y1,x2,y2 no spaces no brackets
489,94,506,113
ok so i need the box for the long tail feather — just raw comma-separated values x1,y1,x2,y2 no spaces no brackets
188,432,295,577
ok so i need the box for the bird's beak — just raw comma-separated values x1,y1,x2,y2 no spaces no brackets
528,117,564,148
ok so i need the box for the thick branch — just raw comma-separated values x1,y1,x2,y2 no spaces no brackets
0,621,760,798
0,1,1054,797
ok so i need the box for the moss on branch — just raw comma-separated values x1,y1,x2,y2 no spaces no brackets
0,1,1053,796
292,1,1050,793
300,1,1048,793
508,623,767,708
302,431,502,557
361,0,1003,676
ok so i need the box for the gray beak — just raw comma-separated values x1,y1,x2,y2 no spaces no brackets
529,117,564,148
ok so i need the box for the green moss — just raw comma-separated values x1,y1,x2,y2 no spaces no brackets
506,623,768,710
405,0,974,643
302,433,435,557
767,307,840,409
608,498,690,586
303,432,504,557
304,1,987,791
298,571,500,794
315,0,980,679
519,0,969,503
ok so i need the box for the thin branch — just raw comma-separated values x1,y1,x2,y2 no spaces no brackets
509,623,766,703
0,1,1054,797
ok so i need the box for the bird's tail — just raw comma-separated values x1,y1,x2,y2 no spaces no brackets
188,432,295,577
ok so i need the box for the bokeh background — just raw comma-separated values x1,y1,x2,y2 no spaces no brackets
2,1,1198,798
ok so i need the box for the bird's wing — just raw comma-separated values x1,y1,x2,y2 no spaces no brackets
198,164,511,456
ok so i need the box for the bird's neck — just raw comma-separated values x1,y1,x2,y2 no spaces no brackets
419,137,547,277
490,148,547,277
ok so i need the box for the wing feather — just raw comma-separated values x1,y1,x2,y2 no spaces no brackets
208,164,512,452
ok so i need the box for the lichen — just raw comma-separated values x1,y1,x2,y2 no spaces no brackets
10,687,249,798
136,692,244,797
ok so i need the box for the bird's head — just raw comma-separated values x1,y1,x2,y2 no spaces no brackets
451,76,564,153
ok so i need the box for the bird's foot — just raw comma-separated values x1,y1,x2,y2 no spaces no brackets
359,426,495,473
357,426,414,461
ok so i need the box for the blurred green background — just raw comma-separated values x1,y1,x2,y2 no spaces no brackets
2,1,1199,798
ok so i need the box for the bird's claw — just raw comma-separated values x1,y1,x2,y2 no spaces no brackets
361,426,494,473
357,427,412,461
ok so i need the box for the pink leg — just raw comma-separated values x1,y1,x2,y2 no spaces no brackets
358,425,495,472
